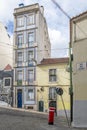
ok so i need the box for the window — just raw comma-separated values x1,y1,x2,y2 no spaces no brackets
49,69,57,82
28,51,33,60
18,34,23,48
26,88,34,100
17,52,23,66
4,78,11,86
28,32,34,46
17,70,22,85
17,17,24,27
17,70,22,80
28,51,34,66
49,87,56,100
27,14,34,25
18,52,22,61
28,70,34,83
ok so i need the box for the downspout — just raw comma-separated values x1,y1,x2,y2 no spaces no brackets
69,42,73,124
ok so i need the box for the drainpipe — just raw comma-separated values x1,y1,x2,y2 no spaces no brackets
69,42,73,124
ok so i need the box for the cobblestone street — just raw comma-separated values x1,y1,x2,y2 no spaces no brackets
0,107,86,130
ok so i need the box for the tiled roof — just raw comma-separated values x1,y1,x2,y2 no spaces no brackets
4,64,12,71
39,57,69,65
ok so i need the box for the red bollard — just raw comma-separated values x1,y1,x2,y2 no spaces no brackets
48,107,55,125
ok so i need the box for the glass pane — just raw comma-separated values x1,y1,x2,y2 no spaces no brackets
18,35,23,47
18,52,22,61
28,70,34,82
28,51,33,60
18,71,22,80
49,76,56,82
27,89,34,100
28,32,34,46
5,79,10,86
28,15,34,24
49,87,56,99
17,17,24,27
49,69,56,75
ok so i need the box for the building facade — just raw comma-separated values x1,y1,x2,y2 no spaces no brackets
13,3,51,110
37,58,70,116
70,11,87,127
0,22,13,70
0,64,13,106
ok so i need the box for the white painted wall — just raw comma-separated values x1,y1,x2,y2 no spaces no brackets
0,22,13,69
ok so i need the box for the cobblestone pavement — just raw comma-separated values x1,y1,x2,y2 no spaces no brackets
0,107,87,130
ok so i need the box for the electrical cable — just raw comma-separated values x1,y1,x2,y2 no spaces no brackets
51,0,87,37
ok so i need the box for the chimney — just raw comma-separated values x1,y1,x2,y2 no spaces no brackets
40,6,44,15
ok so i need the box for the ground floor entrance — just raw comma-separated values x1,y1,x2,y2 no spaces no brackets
17,89,22,108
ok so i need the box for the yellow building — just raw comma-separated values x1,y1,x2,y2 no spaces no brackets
36,57,70,116
70,11,87,127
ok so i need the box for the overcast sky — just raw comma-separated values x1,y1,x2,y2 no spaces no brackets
0,0,87,58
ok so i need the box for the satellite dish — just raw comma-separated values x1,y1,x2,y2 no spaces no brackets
56,88,63,95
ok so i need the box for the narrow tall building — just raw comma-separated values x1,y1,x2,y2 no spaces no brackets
13,3,51,110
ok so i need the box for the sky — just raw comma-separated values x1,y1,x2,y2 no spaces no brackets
0,0,87,58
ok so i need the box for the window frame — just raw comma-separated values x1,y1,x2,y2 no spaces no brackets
17,34,23,48
49,69,57,82
27,14,35,25
26,88,35,101
28,69,34,83
28,50,34,60
17,70,23,80
28,50,34,66
17,16,24,27
3,77,11,87
49,87,57,100
17,51,23,66
28,31,35,47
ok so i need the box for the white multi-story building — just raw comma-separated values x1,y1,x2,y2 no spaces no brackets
0,22,13,70
13,3,51,110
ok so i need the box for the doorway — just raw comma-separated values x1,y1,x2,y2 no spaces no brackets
17,89,22,108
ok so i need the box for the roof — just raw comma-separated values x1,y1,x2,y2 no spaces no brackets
70,10,87,22
14,3,39,15
4,64,12,71
38,57,69,65
70,10,87,45
0,70,13,79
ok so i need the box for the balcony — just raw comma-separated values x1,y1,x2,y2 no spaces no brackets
17,80,22,86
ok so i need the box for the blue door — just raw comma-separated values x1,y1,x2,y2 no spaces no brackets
17,89,22,108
